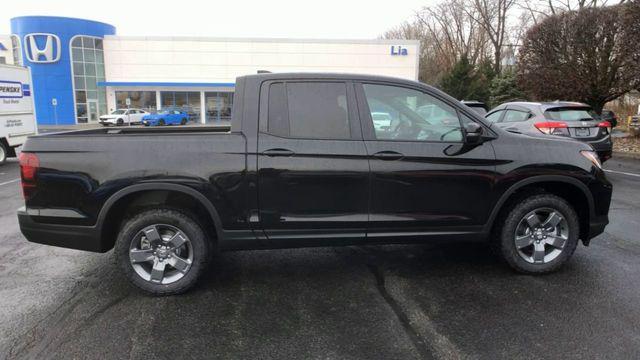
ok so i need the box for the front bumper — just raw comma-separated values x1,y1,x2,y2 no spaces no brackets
18,207,107,253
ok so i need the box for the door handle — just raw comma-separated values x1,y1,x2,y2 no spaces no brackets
262,148,295,157
372,151,404,160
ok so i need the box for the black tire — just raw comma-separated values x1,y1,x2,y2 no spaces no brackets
493,193,580,274
114,208,210,295
180,118,187,125
117,118,124,126
158,119,165,126
0,141,7,165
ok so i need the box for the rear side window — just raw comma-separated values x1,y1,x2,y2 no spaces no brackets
503,110,530,123
267,82,351,140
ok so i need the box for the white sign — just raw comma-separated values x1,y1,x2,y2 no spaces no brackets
51,98,57,106
126,98,131,106
0,81,23,98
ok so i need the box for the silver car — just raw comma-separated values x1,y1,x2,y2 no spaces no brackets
485,101,613,161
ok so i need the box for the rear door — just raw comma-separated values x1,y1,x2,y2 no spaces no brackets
355,82,497,239
257,80,369,240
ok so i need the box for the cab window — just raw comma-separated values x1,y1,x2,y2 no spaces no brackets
362,84,462,142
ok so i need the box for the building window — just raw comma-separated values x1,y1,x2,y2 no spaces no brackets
205,92,233,123
70,36,107,123
0,57,6,65
10,35,21,65
161,91,201,122
115,91,157,112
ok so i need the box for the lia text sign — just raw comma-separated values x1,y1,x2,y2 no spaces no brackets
390,45,408,56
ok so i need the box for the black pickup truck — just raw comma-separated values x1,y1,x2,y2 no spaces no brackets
18,73,612,295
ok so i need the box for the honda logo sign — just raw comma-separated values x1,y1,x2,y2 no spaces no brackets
24,33,61,63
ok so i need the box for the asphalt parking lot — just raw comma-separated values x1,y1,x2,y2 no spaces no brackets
1,156,639,360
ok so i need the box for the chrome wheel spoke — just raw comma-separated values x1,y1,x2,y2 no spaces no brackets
515,234,534,249
546,236,567,249
168,232,187,249
169,253,191,273
143,226,162,244
525,214,542,229
150,259,167,283
130,248,154,263
542,212,563,231
532,242,546,263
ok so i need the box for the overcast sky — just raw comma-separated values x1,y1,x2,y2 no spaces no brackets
2,0,435,39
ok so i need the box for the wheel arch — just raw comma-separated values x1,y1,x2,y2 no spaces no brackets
486,175,595,242
97,183,223,251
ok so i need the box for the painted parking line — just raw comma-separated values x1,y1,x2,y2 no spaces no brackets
0,178,20,186
604,169,640,178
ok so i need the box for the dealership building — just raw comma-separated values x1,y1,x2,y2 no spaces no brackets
7,16,419,125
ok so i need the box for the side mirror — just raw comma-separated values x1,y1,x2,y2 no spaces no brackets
464,122,483,144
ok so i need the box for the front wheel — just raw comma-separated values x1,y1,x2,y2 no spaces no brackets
0,142,7,165
116,118,124,126
114,208,210,295
494,193,580,274
158,119,165,126
180,118,187,125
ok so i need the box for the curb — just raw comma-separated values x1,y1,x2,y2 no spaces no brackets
613,151,640,160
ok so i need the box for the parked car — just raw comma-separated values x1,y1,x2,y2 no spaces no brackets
486,101,613,161
17,73,612,295
99,109,149,126
142,109,189,126
600,109,618,128
461,100,488,116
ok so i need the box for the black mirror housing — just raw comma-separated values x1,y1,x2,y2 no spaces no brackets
464,122,483,144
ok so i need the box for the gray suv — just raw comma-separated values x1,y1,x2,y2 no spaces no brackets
486,101,613,161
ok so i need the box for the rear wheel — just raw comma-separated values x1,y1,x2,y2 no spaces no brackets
158,119,165,126
0,141,6,165
117,118,124,126
180,118,187,125
494,194,579,274
114,208,210,295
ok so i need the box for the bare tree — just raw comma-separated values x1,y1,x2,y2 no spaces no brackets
466,0,519,73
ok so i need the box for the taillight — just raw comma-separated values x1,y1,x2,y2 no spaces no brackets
597,121,612,133
19,152,39,200
534,121,569,136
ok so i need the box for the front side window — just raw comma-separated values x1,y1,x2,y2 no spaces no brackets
267,82,351,140
503,110,531,123
485,110,503,123
362,84,462,142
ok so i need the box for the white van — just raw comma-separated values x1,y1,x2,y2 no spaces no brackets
0,64,37,165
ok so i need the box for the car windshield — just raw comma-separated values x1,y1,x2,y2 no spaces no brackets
112,110,126,115
544,107,596,121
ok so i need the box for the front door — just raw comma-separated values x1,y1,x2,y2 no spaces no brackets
355,82,497,239
257,80,369,240
87,100,99,123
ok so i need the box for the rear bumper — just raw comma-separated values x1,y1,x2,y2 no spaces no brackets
18,207,107,253
584,136,612,161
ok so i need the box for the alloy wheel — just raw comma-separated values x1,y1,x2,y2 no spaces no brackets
129,224,193,284
514,207,569,264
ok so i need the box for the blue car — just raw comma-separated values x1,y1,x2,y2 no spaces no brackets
142,109,189,126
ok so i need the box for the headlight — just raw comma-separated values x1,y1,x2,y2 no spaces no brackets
580,150,602,169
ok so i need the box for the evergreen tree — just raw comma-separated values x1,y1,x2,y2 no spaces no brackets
489,70,526,108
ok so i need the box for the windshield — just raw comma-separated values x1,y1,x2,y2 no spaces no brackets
544,107,596,121
111,110,126,115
